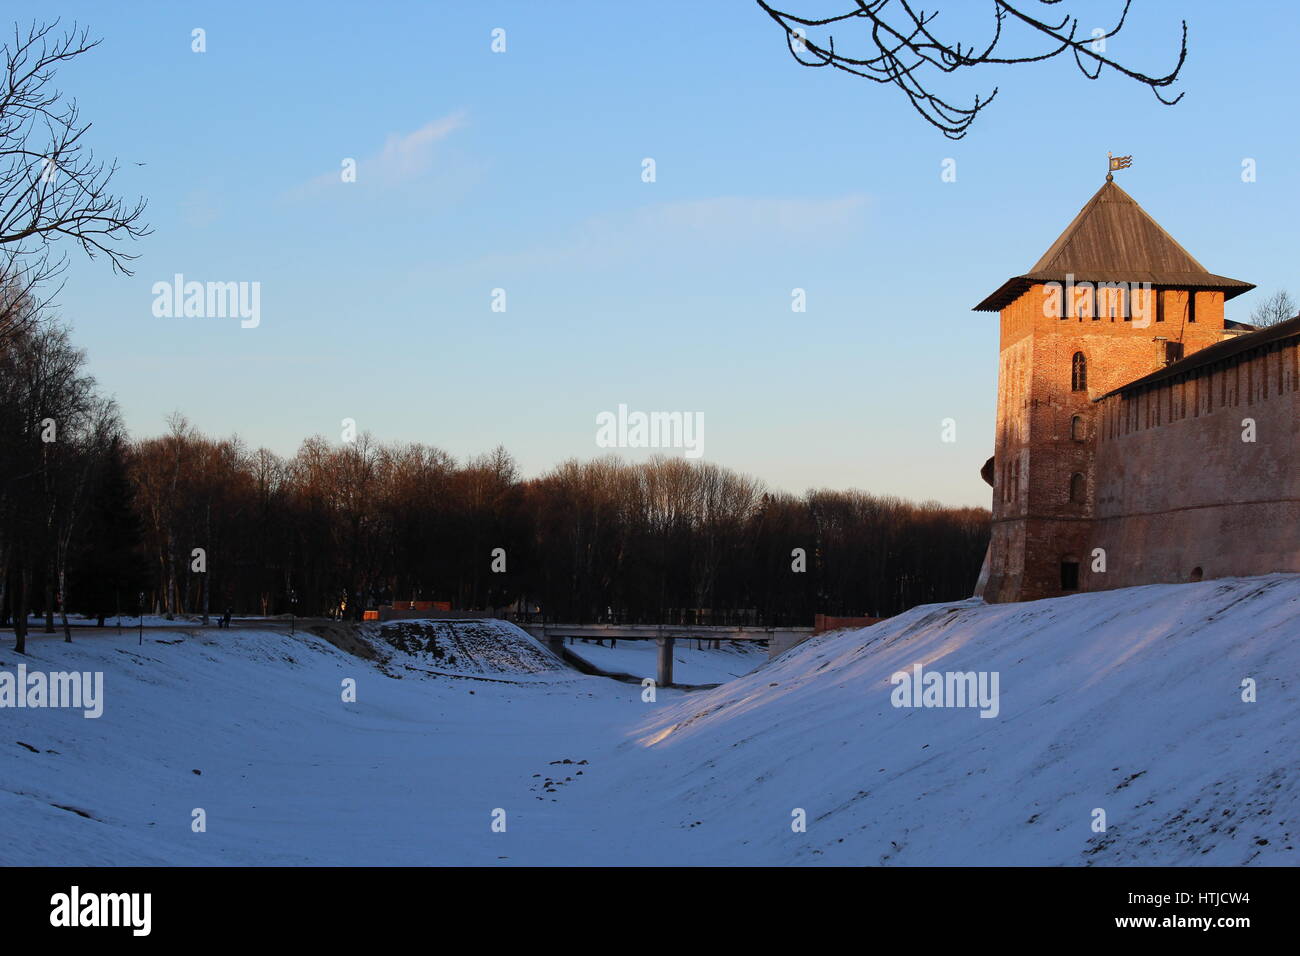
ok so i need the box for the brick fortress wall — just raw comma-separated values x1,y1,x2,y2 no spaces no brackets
1088,336,1300,589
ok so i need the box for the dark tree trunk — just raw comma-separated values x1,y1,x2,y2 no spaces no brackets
14,564,29,655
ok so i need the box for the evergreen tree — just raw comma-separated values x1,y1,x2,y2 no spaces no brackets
70,435,147,625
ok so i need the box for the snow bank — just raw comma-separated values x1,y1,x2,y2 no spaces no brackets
624,574,1300,864
4,575,1295,865
360,618,566,679
0,625,617,865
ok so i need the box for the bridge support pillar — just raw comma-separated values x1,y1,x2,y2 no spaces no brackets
656,635,675,687
544,631,566,657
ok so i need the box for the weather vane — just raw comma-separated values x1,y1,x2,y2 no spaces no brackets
1107,152,1133,182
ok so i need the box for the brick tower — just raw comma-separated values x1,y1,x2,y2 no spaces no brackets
972,178,1253,603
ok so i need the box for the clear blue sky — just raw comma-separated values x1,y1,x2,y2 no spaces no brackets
15,0,1298,506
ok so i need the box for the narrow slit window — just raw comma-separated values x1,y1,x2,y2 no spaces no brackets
1071,352,1088,392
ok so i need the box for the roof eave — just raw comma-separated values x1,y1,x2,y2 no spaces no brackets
974,275,1256,313
972,277,1031,312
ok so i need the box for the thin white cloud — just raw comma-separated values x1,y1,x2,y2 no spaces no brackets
459,193,870,274
291,111,467,197
367,112,467,184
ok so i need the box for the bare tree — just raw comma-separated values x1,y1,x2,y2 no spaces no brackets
0,20,150,340
1248,289,1296,328
0,317,115,651
756,1,1187,138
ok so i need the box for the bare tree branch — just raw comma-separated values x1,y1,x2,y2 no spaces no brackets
756,0,1188,138
0,19,151,341
1248,289,1296,329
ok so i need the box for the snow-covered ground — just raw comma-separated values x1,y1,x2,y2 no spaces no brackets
363,618,569,680
23,614,209,628
563,638,766,684
2,576,1296,865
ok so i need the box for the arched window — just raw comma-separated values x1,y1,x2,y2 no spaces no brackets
1070,415,1083,441
1069,473,1085,502
1071,352,1087,392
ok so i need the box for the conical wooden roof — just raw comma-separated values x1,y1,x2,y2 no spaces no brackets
973,180,1253,312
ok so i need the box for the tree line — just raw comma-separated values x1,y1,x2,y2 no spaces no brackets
0,20,149,652
0,319,990,644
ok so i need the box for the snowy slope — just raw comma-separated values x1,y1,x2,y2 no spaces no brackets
361,618,566,679
621,574,1300,865
0,625,638,865
1,576,1296,865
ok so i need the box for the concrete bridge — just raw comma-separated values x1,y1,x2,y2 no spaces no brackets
519,623,814,687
